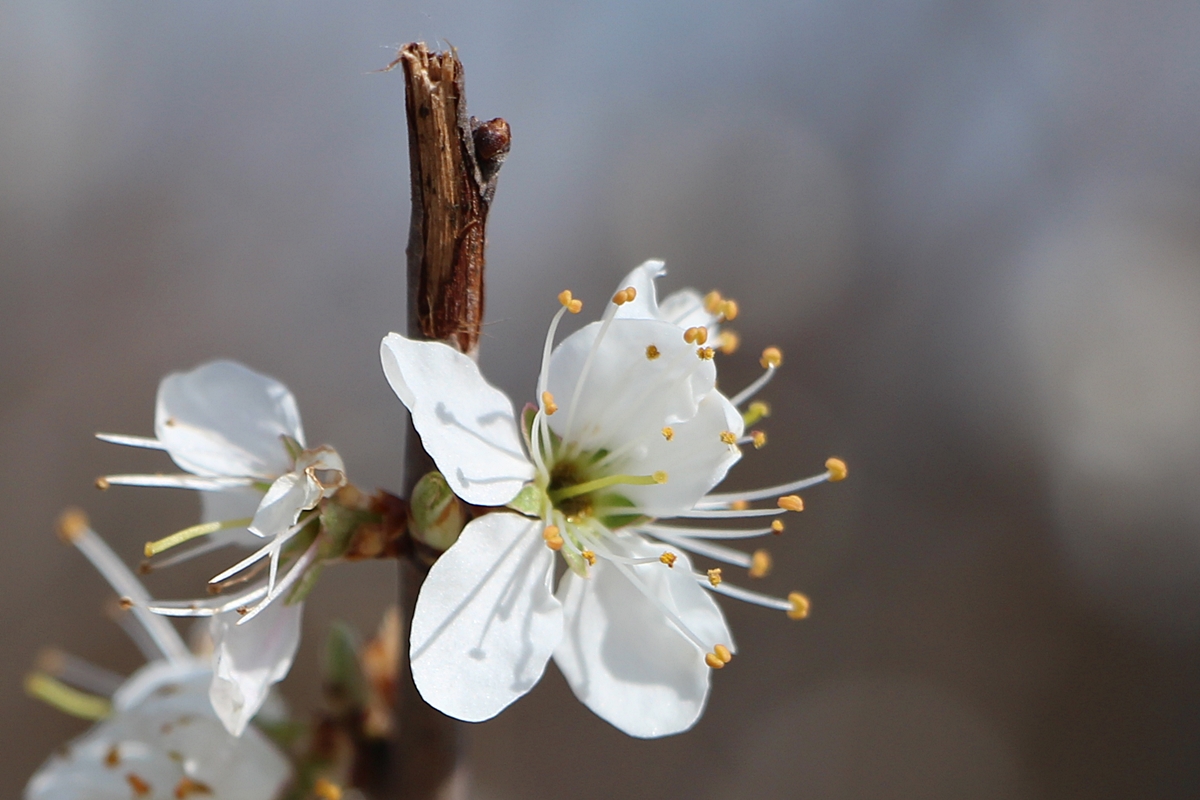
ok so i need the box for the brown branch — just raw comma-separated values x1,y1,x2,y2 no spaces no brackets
370,42,510,800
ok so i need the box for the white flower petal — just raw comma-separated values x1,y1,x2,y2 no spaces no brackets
26,661,290,800
553,539,732,738
381,334,534,506
155,360,302,479
410,512,563,722
546,318,716,453
612,259,667,320
617,390,744,516
208,600,303,737
248,472,309,539
658,288,721,331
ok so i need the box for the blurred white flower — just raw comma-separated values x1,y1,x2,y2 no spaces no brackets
97,359,343,734
25,512,290,800
382,260,842,737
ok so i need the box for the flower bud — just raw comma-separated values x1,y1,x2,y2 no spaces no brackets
409,471,467,552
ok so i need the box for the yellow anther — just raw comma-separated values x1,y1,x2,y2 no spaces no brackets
313,779,343,800
720,431,738,445
777,495,804,512
612,287,636,305
652,471,668,484
56,508,89,544
557,289,583,314
749,549,772,578
95,477,110,490
541,391,558,415
713,644,733,663
760,347,783,369
720,299,739,321
126,773,151,797
626,286,637,301
646,344,661,360
751,431,767,449
771,519,784,534
697,346,715,360
543,525,564,552
825,457,848,482
568,299,583,313
707,568,723,587
581,550,596,566
175,778,215,798
717,330,740,354
730,499,749,511
695,326,709,345
705,652,725,669
703,290,724,314
683,327,701,344
660,551,677,568
742,400,770,426
787,592,811,620
105,744,120,767
661,426,674,441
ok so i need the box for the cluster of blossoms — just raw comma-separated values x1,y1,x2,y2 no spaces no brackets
382,260,845,737
27,259,845,796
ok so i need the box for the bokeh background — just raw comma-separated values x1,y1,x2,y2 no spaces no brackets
4,2,1200,798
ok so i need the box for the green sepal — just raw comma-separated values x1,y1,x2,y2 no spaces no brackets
410,471,466,552
318,500,376,560
285,560,322,605
322,621,366,709
506,484,546,518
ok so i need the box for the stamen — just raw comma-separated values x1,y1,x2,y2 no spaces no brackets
94,433,167,450
144,517,252,558
127,774,151,797
697,346,715,360
703,290,723,314
558,290,583,314
720,300,739,321
208,515,314,586
704,652,725,669
752,431,767,449
696,466,833,508
720,431,738,445
662,426,674,441
772,520,784,534
760,347,783,368
777,495,804,512
714,643,733,663
563,295,624,443
175,778,215,798
57,510,190,664
683,326,708,345
826,457,848,481
659,551,677,567
236,539,321,625
148,585,269,617
718,330,740,354
541,391,558,415
543,525,564,551
612,561,712,653
581,550,596,566
24,672,112,720
612,286,637,305
749,549,772,578
788,592,811,619
707,568,723,587
548,471,666,503
729,362,778,408
97,474,256,492
639,522,781,540
646,344,661,360
730,500,749,510
647,529,753,567
742,401,770,426
671,507,786,519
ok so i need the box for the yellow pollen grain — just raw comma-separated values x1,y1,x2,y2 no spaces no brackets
787,592,811,620
703,290,724,314
730,500,749,511
56,508,89,544
718,330,740,354
542,525,564,552
697,346,715,360
749,549,772,578
661,426,674,441
660,551,677,568
752,431,767,449
825,457,848,482
541,391,558,415
760,347,783,369
721,299,739,321
771,519,784,534
777,495,804,512
582,550,596,566
714,644,733,663
719,431,737,445
314,778,343,800
646,344,661,360
707,568,723,587
705,652,725,669
174,777,214,798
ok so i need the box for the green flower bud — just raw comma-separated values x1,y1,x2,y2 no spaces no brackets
410,471,466,552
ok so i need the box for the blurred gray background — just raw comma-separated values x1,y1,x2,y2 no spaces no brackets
4,1,1200,798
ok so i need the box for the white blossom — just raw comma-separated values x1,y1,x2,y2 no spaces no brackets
96,359,342,734
25,513,291,799
381,260,843,737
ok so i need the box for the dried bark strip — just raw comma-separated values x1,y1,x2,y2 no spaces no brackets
393,42,510,355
